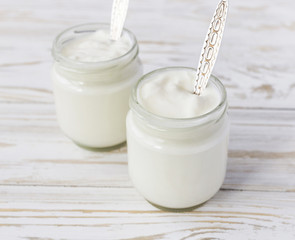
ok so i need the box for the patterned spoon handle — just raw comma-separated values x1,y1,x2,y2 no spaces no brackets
110,0,129,41
194,0,228,95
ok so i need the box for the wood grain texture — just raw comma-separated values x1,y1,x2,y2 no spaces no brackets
0,186,295,240
0,0,295,239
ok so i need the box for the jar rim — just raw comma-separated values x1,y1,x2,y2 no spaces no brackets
52,23,138,69
130,67,228,129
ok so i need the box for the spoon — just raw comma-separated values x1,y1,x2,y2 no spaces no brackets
110,0,130,41
194,0,228,95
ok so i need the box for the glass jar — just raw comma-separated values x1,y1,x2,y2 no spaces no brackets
52,23,143,148
126,67,229,210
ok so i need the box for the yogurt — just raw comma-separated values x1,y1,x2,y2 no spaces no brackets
127,67,229,210
52,23,143,148
61,29,132,62
137,69,221,118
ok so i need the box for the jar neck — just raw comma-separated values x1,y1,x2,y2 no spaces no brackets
131,103,228,140
54,45,139,85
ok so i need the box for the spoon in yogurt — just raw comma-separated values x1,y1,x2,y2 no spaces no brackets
110,0,129,41
194,0,228,95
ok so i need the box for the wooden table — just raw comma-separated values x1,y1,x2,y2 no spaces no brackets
1,0,295,239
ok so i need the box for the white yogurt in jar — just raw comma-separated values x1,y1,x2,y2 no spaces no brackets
61,29,132,62
127,67,229,210
137,69,221,118
52,23,143,148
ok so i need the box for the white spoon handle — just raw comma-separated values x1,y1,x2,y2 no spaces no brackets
110,0,129,41
194,0,228,95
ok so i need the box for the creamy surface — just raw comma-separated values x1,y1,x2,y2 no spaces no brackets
61,29,132,62
137,69,221,118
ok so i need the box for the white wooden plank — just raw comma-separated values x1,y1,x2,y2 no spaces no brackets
0,186,294,240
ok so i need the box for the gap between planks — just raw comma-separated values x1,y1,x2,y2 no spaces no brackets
0,184,293,194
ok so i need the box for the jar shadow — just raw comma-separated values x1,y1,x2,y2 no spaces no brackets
74,141,127,152
147,200,208,213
